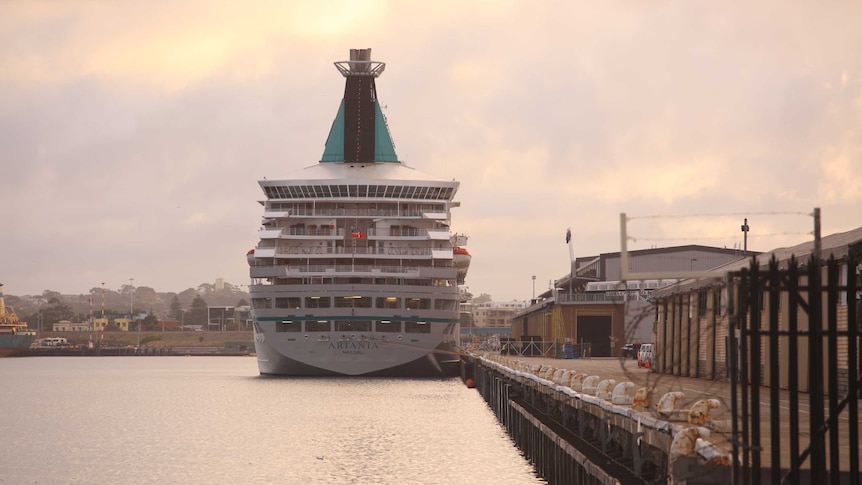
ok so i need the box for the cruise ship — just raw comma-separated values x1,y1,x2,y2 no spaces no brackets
247,49,469,377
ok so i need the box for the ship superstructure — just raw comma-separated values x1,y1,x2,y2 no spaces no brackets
247,49,469,376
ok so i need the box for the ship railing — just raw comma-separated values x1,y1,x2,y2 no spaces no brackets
275,246,434,256
366,227,424,237
283,264,441,274
283,227,344,237
554,293,627,304
287,209,424,218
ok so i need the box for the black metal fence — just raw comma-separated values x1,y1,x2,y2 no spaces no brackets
729,255,860,484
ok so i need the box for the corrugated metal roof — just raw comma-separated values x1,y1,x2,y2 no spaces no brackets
653,225,862,298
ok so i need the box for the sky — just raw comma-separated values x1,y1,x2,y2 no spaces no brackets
1,1,860,301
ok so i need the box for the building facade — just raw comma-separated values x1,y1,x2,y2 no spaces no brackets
512,245,747,357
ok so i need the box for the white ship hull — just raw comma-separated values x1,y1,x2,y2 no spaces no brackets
253,326,461,377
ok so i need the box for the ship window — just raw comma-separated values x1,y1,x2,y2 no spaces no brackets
305,296,331,308
335,321,372,332
276,321,300,333
376,297,401,309
306,320,330,332
405,298,430,310
251,298,272,310
376,320,401,332
434,299,457,311
275,297,301,309
405,321,431,334
335,296,372,308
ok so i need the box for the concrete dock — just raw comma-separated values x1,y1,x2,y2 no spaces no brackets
466,353,862,483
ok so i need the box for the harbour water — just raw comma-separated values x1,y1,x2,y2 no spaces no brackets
0,357,543,484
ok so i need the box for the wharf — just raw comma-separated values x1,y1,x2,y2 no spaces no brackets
466,353,862,483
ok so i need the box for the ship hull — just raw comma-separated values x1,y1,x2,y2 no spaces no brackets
254,336,461,377
251,316,462,377
0,334,35,357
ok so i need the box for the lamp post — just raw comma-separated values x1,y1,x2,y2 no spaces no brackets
130,277,138,346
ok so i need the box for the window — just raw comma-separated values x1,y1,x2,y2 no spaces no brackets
405,321,431,333
335,320,372,332
376,320,401,332
376,297,401,309
305,297,331,308
405,298,430,310
434,299,457,311
251,298,272,310
276,321,300,333
306,320,330,332
335,296,371,308
275,297,301,309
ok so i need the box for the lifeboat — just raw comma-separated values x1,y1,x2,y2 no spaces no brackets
453,246,471,283
247,249,256,266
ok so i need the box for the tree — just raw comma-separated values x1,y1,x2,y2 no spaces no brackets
42,297,75,327
473,293,493,304
142,313,159,331
169,295,183,320
187,295,209,327
236,298,249,307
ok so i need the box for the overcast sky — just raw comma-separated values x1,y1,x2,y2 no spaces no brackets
2,1,860,301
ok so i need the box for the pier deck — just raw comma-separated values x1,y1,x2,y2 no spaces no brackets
486,354,861,481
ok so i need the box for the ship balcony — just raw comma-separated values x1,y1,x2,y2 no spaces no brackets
273,246,451,259
268,208,429,219
365,228,450,241
249,263,456,279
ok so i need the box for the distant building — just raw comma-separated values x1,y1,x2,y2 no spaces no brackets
206,305,251,331
92,318,109,332
53,320,90,332
113,318,130,332
472,301,526,328
215,278,225,290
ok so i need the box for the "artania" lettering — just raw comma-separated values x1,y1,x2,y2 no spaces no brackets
328,341,380,351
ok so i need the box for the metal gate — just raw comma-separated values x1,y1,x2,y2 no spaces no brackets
729,254,860,484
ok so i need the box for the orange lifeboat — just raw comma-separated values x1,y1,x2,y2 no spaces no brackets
453,246,471,283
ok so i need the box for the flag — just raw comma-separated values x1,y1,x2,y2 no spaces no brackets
565,228,571,244
351,230,365,239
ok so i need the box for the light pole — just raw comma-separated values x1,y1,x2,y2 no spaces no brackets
532,275,536,300
130,277,138,346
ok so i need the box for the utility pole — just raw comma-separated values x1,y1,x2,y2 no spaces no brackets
741,218,750,256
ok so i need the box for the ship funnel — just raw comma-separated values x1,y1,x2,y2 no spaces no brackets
323,48,398,164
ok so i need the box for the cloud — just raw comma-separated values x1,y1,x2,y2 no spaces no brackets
1,1,861,302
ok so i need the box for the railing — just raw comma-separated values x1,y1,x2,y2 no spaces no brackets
366,227,424,237
730,255,860,484
555,293,626,304
274,246,436,256
275,208,426,218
